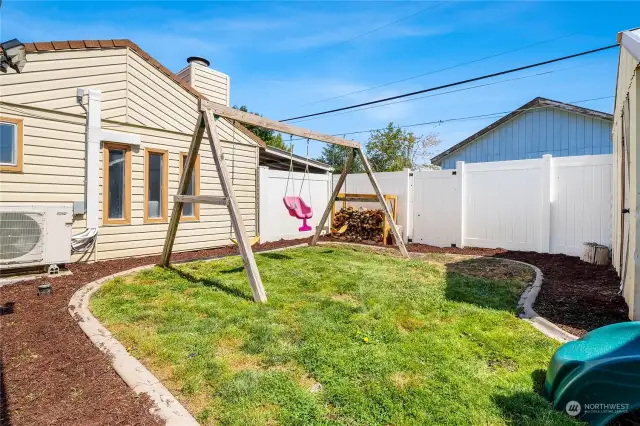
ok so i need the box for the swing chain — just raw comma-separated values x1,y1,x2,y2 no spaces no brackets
284,135,295,197
298,139,312,208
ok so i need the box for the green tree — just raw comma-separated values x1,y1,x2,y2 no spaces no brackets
316,143,363,173
365,123,440,172
233,105,290,151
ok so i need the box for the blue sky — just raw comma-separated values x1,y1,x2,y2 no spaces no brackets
1,1,635,161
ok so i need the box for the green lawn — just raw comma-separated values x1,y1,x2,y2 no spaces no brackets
91,245,577,426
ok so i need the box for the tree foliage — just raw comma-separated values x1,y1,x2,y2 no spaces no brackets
233,105,290,151
316,144,363,173
365,123,441,172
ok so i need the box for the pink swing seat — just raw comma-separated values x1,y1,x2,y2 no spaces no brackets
283,196,313,231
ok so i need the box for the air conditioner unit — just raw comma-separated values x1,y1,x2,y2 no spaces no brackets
0,204,73,270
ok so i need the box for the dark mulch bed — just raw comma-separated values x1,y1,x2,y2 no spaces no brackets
0,237,308,426
404,242,629,337
493,251,629,337
0,237,629,425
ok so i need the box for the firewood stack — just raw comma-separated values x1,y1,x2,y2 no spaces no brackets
332,207,385,243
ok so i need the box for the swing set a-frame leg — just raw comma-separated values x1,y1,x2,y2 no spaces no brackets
310,147,409,258
161,110,267,303
203,110,267,303
356,148,409,257
311,149,355,246
161,112,205,267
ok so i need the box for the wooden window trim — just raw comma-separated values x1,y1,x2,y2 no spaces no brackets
179,152,200,221
0,116,23,173
103,142,132,225
144,148,169,224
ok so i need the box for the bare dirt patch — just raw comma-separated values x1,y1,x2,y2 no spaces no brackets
446,257,535,283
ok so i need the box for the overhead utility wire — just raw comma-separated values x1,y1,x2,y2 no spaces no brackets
292,59,604,125
282,44,619,122
286,96,614,142
302,1,450,58
299,32,577,107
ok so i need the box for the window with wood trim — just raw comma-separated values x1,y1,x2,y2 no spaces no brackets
144,148,168,223
103,143,131,225
0,117,23,173
179,152,200,221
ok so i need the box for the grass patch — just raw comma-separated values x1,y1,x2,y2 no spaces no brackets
91,245,576,425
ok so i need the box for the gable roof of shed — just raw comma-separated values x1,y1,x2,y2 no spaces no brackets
10,39,266,147
618,28,640,62
430,97,613,165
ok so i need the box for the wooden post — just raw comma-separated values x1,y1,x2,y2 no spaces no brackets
356,148,409,258
582,243,610,265
311,149,355,246
203,110,267,303
161,112,205,266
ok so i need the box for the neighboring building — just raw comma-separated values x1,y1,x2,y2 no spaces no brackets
431,97,613,169
259,145,333,174
0,39,265,263
613,29,640,320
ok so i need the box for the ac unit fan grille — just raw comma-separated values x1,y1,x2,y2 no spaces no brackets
0,212,45,263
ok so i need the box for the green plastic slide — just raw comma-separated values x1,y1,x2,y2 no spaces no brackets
545,322,640,425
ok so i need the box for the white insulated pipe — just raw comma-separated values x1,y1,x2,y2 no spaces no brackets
86,89,102,229
84,88,141,229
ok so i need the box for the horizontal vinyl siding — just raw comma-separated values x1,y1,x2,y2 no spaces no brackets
440,107,614,169
126,50,199,133
0,49,128,120
175,66,192,85
96,125,258,260
0,105,259,262
192,65,229,106
124,49,255,146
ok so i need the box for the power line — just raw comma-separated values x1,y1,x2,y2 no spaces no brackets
282,44,619,122
286,96,614,142
301,1,451,59
292,58,606,125
298,32,577,107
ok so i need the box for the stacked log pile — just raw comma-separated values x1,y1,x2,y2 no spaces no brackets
332,207,385,243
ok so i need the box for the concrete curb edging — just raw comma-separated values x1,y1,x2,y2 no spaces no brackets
508,258,580,343
68,243,310,426
69,264,200,426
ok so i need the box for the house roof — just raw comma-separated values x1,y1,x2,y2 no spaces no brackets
260,146,333,173
9,39,267,147
430,97,613,165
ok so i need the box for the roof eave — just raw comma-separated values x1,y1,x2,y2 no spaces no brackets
262,146,333,172
430,97,613,164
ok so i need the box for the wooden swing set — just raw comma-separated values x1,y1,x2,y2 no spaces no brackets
161,99,408,303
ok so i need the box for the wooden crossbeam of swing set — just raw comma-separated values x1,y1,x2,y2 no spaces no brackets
161,100,409,304
173,195,229,206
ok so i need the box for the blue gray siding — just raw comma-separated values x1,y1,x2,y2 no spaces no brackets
439,107,613,169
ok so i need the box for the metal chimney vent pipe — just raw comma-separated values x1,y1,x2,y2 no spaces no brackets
187,56,210,67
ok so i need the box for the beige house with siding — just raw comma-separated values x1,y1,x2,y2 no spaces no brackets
0,39,266,263
613,29,640,320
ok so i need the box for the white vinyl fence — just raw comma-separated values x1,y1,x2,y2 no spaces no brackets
412,154,612,255
258,167,330,243
258,155,612,256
